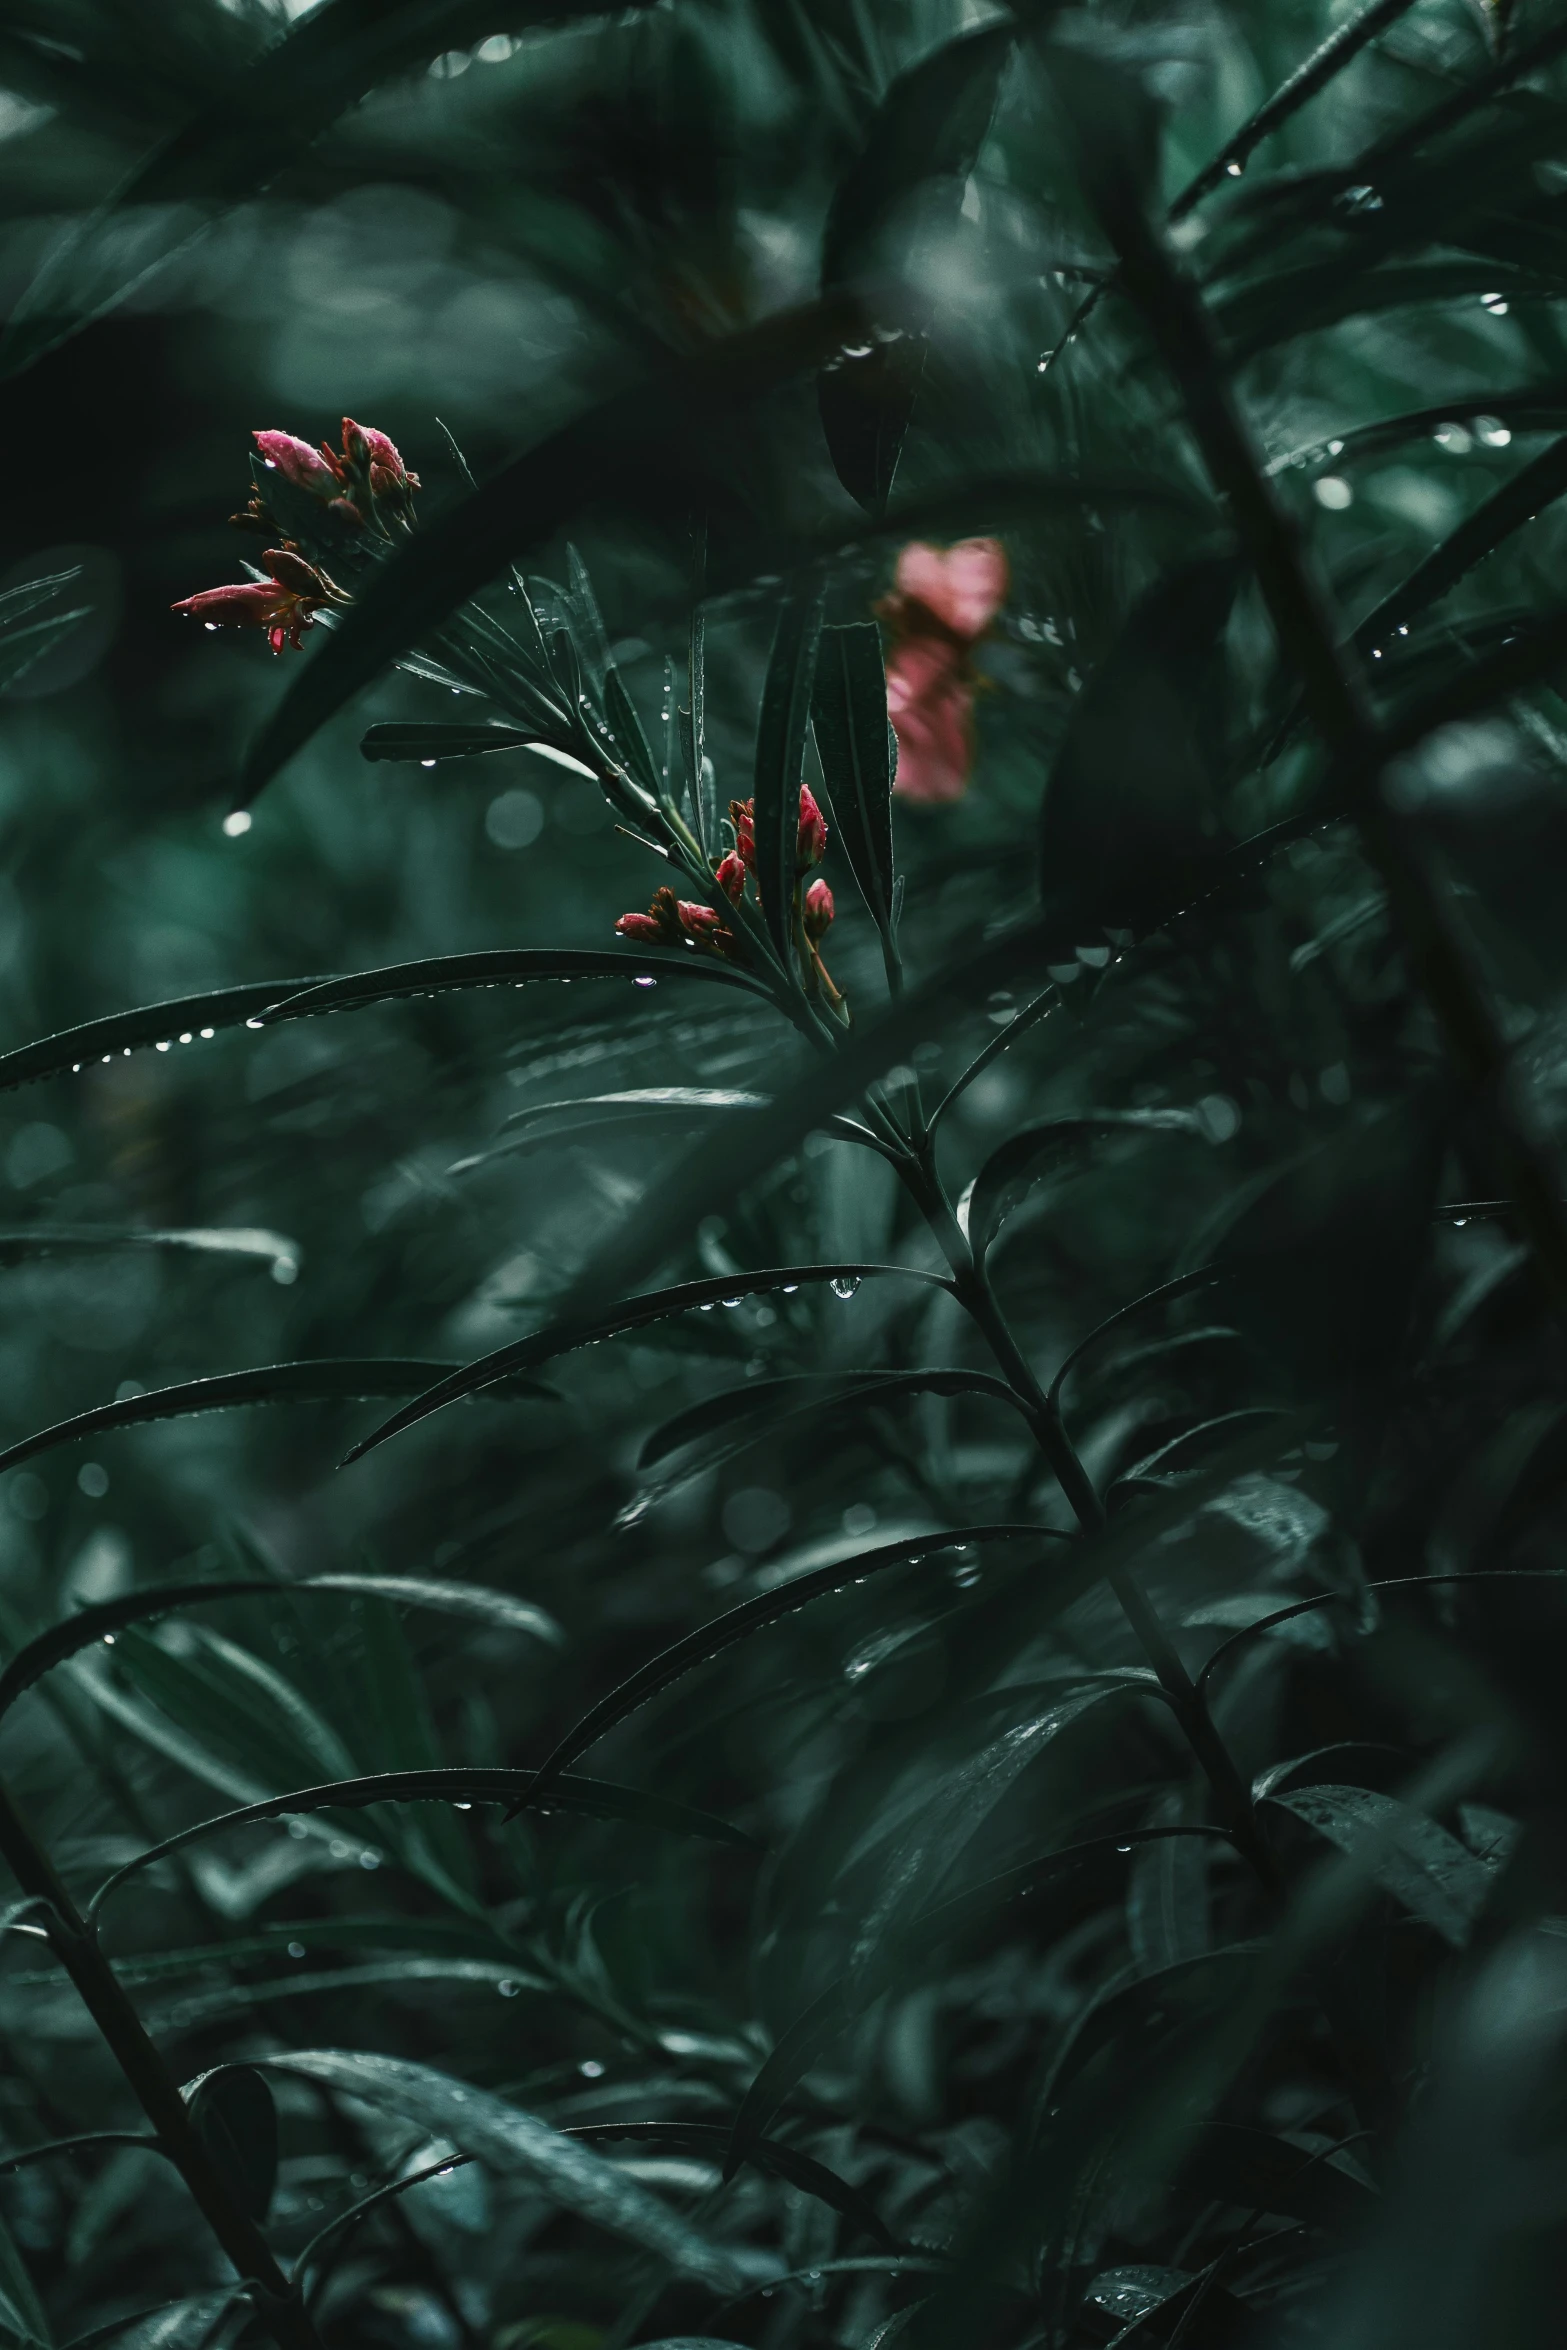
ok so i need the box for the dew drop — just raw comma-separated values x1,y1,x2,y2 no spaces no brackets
781,1283,799,1295
498,1979,521,1998
288,1941,305,1959
1335,182,1383,217
721,1296,742,1309
829,1275,860,1300
453,1800,472,1811
179,1033,193,1045
246,1017,264,1029
633,974,656,988
102,1633,115,1646
1481,291,1510,315
156,1040,171,1051
421,758,437,768
1116,1843,1132,1854
200,1027,215,1040
1225,158,1243,177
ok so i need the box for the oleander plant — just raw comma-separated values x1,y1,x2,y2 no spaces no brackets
3,0,1567,2345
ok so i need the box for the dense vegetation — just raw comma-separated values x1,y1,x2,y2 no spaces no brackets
2,0,1567,2344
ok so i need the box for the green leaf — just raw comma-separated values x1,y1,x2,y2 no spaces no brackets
965,1111,1207,1263
521,1527,1060,1809
753,584,824,966
815,19,1018,511
0,1358,554,1480
637,1368,1020,1471
1266,1784,1491,1945
0,1574,560,1726
0,980,322,1095
568,2121,898,2251
185,2067,276,2224
455,1089,772,1173
0,1225,297,1277
259,947,776,1023
360,723,537,763
811,624,898,959
256,2051,759,2291
92,1768,756,1927
1351,432,1567,656
1038,557,1240,945
341,1264,955,1464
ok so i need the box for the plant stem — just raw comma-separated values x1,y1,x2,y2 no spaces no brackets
0,1778,324,2350
896,1147,1280,1888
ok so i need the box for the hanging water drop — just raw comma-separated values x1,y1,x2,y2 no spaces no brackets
829,1275,860,1299
633,974,656,988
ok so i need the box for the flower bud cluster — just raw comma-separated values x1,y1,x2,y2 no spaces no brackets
615,886,736,956
251,418,420,535
174,417,418,656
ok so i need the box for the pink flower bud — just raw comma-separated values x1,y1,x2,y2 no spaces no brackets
796,784,827,868
715,851,746,904
342,419,421,495
730,797,756,872
614,911,663,941
803,878,834,941
678,901,723,937
253,430,343,496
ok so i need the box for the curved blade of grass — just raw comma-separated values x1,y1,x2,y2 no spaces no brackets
722,1988,851,2179
91,1767,756,1928
0,0,661,382
236,299,861,808
342,1264,955,1464
260,947,775,1021
0,1575,563,1725
0,2133,160,2178
517,1525,1061,1812
0,1359,555,1479
258,2051,758,2291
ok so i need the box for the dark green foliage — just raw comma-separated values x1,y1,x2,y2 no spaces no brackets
5,3,1567,2347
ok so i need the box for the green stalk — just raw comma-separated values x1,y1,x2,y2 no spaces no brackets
0,1778,325,2350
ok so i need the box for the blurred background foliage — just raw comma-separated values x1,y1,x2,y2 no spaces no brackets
1,0,1567,2345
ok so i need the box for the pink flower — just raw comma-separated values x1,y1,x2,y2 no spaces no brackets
880,537,1009,804
172,546,338,654
253,430,344,497
891,538,1009,640
803,877,834,941
715,850,746,904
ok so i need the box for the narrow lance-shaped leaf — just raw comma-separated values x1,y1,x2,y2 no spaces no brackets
518,1526,1061,1812
1266,1784,1492,1946
0,1573,562,1724
90,1767,756,1925
359,723,537,763
966,1110,1208,1262
753,583,824,965
0,1358,555,1480
811,622,899,966
342,1263,955,1464
255,2051,761,2291
186,2067,277,2225
816,18,1020,512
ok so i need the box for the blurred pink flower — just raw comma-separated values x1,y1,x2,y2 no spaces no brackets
880,537,1009,803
